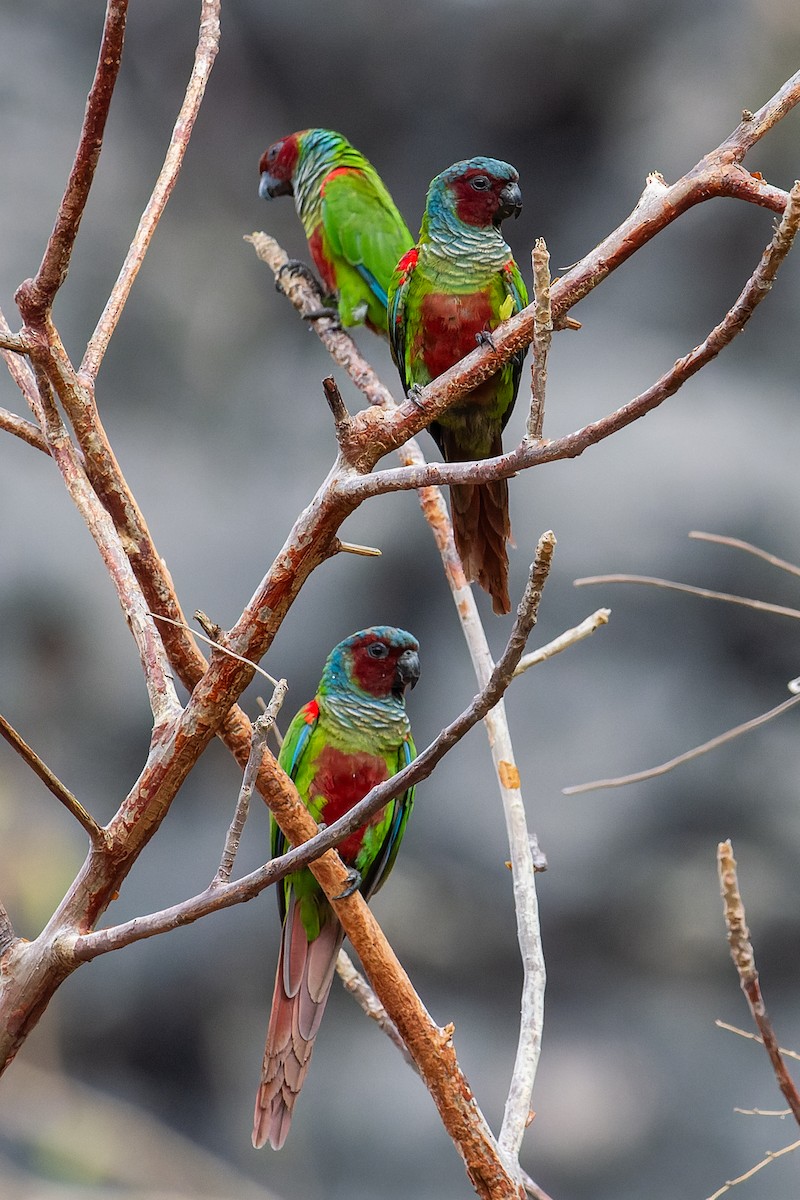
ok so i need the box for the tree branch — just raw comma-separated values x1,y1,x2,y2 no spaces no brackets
14,0,129,324
717,840,800,1124
80,0,222,381
526,238,552,441
0,714,105,845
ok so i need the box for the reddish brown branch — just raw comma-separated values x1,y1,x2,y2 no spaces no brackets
80,0,221,380
0,714,104,844
718,840,800,1125
14,1,129,324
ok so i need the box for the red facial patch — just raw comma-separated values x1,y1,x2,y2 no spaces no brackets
450,169,507,227
418,290,494,380
349,638,404,697
258,133,300,181
309,745,389,862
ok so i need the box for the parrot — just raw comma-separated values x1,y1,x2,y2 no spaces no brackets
387,157,528,615
252,626,420,1151
258,129,414,335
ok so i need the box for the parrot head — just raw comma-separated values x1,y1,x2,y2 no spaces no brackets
258,132,303,199
321,627,420,704
258,129,354,201
427,157,522,230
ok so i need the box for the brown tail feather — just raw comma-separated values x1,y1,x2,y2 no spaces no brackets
252,905,343,1150
450,477,511,614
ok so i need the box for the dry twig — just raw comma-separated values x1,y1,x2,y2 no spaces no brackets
717,840,800,1123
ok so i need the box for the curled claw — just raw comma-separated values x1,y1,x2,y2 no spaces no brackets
302,306,341,328
276,259,328,302
475,328,497,351
332,867,362,900
407,383,425,410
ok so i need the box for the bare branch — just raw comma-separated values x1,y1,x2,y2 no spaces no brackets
706,1138,800,1200
513,608,610,677
716,1019,800,1063
526,238,552,441
214,680,288,885
14,0,129,324
565,693,800,795
150,612,281,686
0,714,105,845
0,407,48,454
80,0,222,380
573,572,800,621
689,530,800,579
717,840,800,1124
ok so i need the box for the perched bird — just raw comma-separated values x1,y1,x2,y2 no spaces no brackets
252,626,420,1150
387,158,528,615
258,129,413,334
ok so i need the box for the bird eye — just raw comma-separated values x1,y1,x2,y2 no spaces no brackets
268,144,280,162
471,176,490,190
367,642,389,659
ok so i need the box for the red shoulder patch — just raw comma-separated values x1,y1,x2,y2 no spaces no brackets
302,699,320,724
321,166,361,197
395,247,419,285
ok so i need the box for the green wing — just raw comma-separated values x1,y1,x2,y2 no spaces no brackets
499,258,529,432
271,704,319,920
321,167,413,307
386,249,418,394
360,735,416,900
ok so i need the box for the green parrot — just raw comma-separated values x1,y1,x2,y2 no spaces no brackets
387,157,528,614
258,129,413,334
252,626,420,1150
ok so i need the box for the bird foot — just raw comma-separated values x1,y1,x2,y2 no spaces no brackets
333,867,362,900
276,258,323,292
475,328,497,351
302,306,342,328
407,383,426,410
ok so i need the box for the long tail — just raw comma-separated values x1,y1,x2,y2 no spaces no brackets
438,423,510,614
252,903,344,1150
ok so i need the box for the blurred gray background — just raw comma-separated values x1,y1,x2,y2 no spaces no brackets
2,2,800,1198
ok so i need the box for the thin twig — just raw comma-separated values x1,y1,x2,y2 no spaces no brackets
717,840,800,1124
716,1019,800,1063
15,0,129,323
519,1168,557,1200
513,609,610,677
565,692,800,794
336,950,417,1070
689,531,800,579
150,612,281,686
573,572,800,620
0,306,43,427
526,239,552,441
0,714,105,845
734,1107,792,1117
0,407,49,454
215,680,288,885
80,0,221,380
706,1137,800,1200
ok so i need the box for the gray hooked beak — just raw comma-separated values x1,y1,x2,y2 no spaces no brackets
259,171,293,200
393,648,421,698
496,181,523,223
